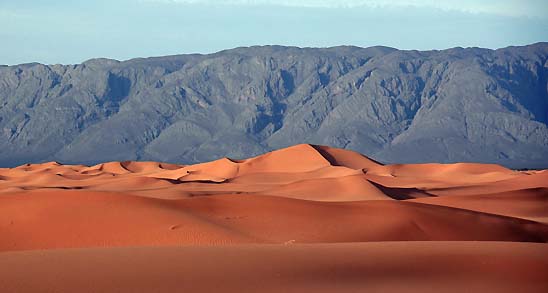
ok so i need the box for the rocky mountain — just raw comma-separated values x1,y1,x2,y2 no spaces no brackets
0,43,547,168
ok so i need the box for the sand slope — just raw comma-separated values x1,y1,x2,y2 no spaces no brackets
1,243,547,293
2,191,547,251
1,144,547,292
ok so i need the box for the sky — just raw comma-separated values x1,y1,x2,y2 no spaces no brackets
1,0,547,65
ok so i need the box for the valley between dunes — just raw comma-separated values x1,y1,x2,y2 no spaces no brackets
1,144,547,292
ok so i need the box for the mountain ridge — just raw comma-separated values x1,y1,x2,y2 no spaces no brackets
6,43,547,67
0,43,547,168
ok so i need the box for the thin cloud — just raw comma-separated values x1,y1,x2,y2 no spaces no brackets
139,0,547,18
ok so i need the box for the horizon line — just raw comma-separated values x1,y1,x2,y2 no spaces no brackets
3,42,547,67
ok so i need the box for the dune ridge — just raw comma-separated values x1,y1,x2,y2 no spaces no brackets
1,144,547,292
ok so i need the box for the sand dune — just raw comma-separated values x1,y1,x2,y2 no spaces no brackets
2,191,547,251
412,187,548,223
0,144,547,292
1,243,546,293
252,175,390,201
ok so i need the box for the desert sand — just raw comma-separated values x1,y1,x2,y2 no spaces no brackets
0,144,547,292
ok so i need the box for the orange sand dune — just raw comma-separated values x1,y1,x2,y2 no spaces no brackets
2,191,546,251
412,187,548,223
251,175,390,201
1,144,547,292
1,243,546,293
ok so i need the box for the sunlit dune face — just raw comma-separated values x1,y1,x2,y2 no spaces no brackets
1,144,547,292
1,144,547,250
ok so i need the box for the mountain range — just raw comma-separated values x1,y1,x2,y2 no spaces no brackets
0,43,547,168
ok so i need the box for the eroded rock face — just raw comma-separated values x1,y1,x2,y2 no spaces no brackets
0,44,547,168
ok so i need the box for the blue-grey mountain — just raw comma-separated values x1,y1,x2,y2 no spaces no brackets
0,43,547,168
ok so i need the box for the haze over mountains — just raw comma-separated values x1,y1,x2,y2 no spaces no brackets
0,43,547,168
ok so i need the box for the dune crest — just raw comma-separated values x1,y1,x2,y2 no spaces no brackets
1,144,547,292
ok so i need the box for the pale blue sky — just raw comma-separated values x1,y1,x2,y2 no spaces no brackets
1,0,547,65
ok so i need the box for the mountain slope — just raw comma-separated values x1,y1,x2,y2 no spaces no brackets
0,44,547,167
